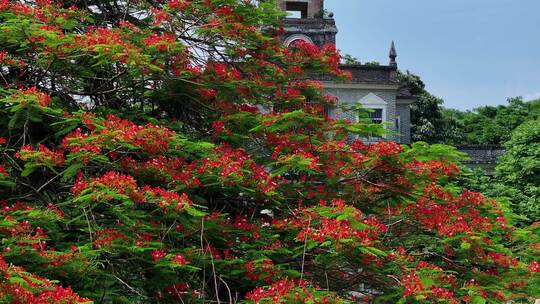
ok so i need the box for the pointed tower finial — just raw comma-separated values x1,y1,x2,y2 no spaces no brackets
389,40,397,67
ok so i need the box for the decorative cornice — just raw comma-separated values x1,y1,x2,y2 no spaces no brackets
322,82,400,90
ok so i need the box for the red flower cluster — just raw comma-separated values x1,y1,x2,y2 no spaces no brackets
121,156,201,188
151,249,167,262
143,32,177,52
168,0,189,11
207,62,241,81
93,228,129,248
246,279,340,304
0,50,24,67
409,186,504,237
245,279,298,303
64,114,175,156
72,171,193,213
283,41,350,80
212,121,226,134
0,256,90,303
408,160,461,180
151,8,169,25
284,202,387,248
71,171,141,201
61,128,102,160
368,140,403,156
199,146,278,194
74,27,144,65
401,271,424,297
487,251,519,268
0,166,7,177
102,115,175,154
530,261,540,273
11,87,51,107
245,260,277,283
231,216,261,240
16,144,64,167
400,262,459,303
143,187,192,212
171,253,188,265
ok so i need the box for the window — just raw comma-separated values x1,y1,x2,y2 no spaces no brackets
368,108,383,124
395,116,401,134
287,10,302,18
289,38,307,46
284,34,313,46
357,93,387,142
286,1,308,19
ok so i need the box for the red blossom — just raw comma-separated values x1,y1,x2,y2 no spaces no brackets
151,8,168,25
198,88,217,99
93,228,129,248
171,253,188,265
120,156,201,188
13,87,51,107
212,121,225,134
16,144,64,166
368,141,403,156
0,258,89,303
143,32,177,52
73,171,142,202
151,249,167,262
143,187,192,212
245,279,297,303
0,165,7,177
240,103,259,113
529,261,540,273
168,0,188,11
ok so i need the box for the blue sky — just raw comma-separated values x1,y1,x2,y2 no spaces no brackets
325,0,540,110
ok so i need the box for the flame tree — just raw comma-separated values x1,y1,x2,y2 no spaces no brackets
0,1,538,303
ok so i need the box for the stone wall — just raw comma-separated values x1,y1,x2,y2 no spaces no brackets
456,145,505,175
313,65,398,84
457,145,505,164
282,18,337,47
396,103,411,144
278,0,323,18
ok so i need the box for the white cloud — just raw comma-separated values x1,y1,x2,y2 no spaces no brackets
523,92,540,101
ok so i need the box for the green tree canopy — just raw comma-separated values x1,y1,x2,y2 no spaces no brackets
398,71,445,143
496,119,540,221
441,97,540,145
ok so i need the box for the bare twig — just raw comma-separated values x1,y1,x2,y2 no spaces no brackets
113,274,144,297
300,216,311,281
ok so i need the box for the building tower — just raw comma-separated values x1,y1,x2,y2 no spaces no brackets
389,40,397,67
277,0,338,47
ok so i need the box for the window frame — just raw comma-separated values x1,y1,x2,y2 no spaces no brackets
285,1,309,19
284,34,314,46
368,108,384,125
356,93,387,124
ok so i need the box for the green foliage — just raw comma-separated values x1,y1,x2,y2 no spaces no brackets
342,54,360,64
441,97,540,145
398,71,446,143
495,119,540,221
